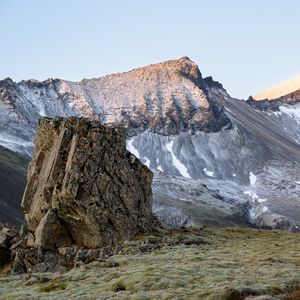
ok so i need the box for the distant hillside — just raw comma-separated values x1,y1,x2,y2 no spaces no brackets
254,75,300,100
0,146,27,226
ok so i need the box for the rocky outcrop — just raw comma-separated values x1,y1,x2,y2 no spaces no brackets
0,225,18,267
22,116,155,248
246,96,300,111
10,116,156,273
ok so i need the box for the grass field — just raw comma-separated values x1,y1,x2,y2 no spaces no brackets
0,227,299,299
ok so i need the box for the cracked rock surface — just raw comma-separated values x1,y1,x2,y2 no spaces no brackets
22,117,155,249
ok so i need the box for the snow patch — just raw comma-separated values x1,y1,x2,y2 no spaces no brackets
178,197,194,203
249,172,257,186
262,206,268,213
0,133,34,157
157,165,163,172
257,198,267,203
0,133,33,149
273,111,282,117
126,138,140,159
280,105,300,123
165,141,191,178
142,157,150,168
68,102,75,109
203,168,214,177
244,190,267,204
38,108,46,117
248,208,255,220
244,190,258,202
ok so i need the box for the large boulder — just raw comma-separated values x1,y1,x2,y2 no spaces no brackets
21,117,155,249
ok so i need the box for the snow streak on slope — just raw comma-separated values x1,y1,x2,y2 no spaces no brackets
280,105,300,123
126,139,140,159
203,168,214,177
259,103,300,145
165,140,190,178
249,172,257,186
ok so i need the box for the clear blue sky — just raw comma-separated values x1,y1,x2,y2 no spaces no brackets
1,0,300,98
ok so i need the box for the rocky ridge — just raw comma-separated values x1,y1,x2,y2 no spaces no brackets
0,57,230,156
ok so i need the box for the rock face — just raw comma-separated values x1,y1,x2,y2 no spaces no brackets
21,117,155,249
0,226,18,267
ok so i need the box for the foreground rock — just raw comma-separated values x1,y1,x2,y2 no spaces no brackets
0,226,18,267
11,117,157,273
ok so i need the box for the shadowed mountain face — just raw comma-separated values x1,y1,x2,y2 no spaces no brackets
0,57,300,230
0,146,27,227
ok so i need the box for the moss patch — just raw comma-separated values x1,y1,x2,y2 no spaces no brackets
39,282,67,293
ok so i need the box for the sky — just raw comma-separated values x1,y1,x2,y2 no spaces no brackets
1,0,300,99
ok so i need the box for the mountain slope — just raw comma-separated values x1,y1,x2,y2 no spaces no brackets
0,146,27,226
0,57,230,157
254,75,300,100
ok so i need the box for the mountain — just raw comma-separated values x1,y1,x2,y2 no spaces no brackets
254,75,300,101
0,57,230,156
0,57,300,231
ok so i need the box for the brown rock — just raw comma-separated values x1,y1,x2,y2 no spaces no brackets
0,226,18,267
0,249,10,267
21,117,155,249
0,227,18,249
34,210,72,249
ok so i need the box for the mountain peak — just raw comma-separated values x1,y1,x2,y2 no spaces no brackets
254,75,300,100
97,56,202,83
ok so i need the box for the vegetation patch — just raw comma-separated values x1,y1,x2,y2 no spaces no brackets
39,282,67,293
111,281,127,292
0,227,299,299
